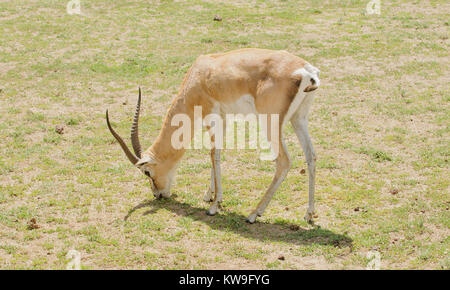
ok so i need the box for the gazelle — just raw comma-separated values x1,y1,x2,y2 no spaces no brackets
106,48,320,224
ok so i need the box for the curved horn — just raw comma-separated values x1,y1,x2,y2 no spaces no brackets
106,109,139,165
130,88,142,158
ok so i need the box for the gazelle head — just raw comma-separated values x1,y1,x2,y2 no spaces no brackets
106,88,172,199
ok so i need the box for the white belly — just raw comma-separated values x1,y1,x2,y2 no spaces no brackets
216,94,257,115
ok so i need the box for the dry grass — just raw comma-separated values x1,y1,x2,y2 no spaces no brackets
0,0,448,269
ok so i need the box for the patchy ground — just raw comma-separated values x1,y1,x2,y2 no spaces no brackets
0,0,448,269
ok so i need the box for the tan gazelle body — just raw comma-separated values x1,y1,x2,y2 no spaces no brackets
106,48,320,223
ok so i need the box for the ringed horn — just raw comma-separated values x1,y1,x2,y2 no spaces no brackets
106,88,143,165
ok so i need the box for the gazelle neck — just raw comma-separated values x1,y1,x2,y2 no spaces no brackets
147,94,195,166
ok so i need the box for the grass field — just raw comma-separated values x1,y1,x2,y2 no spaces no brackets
0,0,448,269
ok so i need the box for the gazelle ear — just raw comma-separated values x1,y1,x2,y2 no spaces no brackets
136,155,156,167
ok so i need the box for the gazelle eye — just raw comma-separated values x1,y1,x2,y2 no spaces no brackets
144,171,151,177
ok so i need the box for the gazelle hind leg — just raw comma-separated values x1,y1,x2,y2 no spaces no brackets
291,114,316,224
247,139,290,223
203,166,215,202
206,149,222,215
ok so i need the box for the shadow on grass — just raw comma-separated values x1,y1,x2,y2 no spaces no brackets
125,198,353,248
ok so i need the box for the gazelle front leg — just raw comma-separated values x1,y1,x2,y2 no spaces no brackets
291,114,316,224
206,148,222,215
247,139,291,223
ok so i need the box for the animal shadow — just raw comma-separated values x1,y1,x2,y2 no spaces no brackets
125,197,353,248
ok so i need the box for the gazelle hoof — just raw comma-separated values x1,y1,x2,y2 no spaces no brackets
206,203,218,216
246,213,257,224
304,212,315,225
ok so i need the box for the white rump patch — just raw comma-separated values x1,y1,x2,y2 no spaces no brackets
304,63,320,87
284,63,320,125
292,63,320,87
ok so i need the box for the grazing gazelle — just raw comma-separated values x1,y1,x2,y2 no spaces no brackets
106,48,320,224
